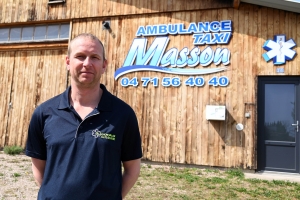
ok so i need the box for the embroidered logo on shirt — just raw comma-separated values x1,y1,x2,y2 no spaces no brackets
92,129,116,141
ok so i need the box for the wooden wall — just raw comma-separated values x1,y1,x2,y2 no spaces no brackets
0,49,67,147
1,2,300,169
0,0,234,24
71,3,300,169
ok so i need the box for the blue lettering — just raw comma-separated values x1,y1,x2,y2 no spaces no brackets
146,25,158,35
168,24,178,35
159,25,168,35
214,48,230,65
200,46,214,66
123,37,169,66
136,26,146,36
220,20,231,31
222,32,231,44
187,23,198,34
211,33,223,43
135,21,232,37
193,34,204,44
176,47,189,67
210,21,219,32
179,24,188,34
200,33,212,44
125,20,233,69
194,33,231,45
198,22,209,32
187,47,200,67
160,48,178,67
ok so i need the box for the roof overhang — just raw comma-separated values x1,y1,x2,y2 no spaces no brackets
241,0,300,13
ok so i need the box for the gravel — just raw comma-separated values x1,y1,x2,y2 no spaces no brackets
0,151,39,199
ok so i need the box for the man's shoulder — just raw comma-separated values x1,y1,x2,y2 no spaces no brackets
29,91,66,124
110,93,129,106
101,84,134,112
36,91,66,110
109,92,134,112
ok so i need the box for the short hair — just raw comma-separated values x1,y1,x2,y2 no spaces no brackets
68,33,106,60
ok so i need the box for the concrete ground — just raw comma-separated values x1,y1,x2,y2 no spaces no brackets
244,171,300,183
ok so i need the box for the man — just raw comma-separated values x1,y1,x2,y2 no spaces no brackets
26,33,142,199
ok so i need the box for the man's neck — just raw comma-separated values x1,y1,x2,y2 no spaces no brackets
70,85,102,106
69,84,103,120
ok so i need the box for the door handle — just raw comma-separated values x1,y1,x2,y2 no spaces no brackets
292,120,299,132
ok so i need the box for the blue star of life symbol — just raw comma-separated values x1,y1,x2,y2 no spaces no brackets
262,35,296,65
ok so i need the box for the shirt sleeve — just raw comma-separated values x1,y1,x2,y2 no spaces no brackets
26,106,47,160
121,108,142,162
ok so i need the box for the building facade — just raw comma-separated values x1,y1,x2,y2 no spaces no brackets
0,0,300,173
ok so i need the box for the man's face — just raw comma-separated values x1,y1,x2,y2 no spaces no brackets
66,37,107,88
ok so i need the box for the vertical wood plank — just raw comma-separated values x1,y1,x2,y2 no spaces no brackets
201,9,210,166
234,3,245,168
188,11,197,165
208,9,218,166
289,13,297,75
216,8,228,167
247,4,257,169
224,7,234,167
260,7,268,75
0,52,15,147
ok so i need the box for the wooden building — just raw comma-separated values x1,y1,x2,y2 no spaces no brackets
0,0,300,173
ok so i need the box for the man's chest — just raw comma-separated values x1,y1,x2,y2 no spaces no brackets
42,111,126,149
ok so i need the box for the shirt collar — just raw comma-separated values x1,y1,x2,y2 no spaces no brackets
58,84,113,112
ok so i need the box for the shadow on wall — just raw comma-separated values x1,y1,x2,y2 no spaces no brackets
209,109,246,148
107,0,234,12
122,1,298,42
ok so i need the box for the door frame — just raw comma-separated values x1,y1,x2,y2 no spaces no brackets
257,76,300,173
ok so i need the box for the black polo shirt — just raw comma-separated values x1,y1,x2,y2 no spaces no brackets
26,84,142,200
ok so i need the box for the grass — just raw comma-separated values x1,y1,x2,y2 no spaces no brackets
225,168,245,179
126,164,300,200
3,146,23,155
1,152,300,199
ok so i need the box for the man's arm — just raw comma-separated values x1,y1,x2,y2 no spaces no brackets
122,158,141,199
31,158,46,187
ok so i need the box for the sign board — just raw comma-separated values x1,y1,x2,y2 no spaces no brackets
115,21,233,88
262,34,297,65
206,105,226,121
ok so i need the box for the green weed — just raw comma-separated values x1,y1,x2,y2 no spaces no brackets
204,168,220,173
246,178,263,184
3,146,24,155
12,173,21,177
233,187,247,193
272,180,286,186
225,168,245,179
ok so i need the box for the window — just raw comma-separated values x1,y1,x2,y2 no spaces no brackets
22,27,34,41
0,23,70,44
47,25,59,39
10,28,22,42
0,29,9,42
